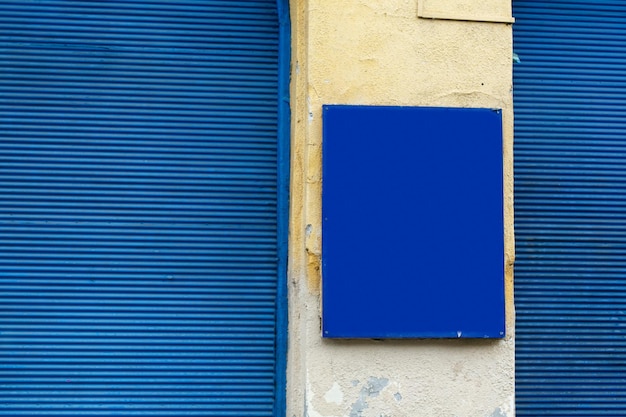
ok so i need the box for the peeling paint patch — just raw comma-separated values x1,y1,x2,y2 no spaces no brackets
349,395,368,417
349,377,389,417
365,377,388,397
394,392,402,402
324,382,344,405
490,408,507,417
489,395,515,417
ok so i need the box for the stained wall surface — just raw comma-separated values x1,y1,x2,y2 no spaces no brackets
287,1,515,416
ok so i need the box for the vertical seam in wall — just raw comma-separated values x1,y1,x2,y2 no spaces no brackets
286,0,312,415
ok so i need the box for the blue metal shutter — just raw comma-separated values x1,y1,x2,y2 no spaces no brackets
514,1,626,415
0,1,281,416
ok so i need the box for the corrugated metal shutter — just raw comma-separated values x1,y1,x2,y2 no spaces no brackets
514,1,626,415
0,1,281,416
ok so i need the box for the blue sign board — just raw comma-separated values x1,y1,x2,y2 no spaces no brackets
322,105,505,338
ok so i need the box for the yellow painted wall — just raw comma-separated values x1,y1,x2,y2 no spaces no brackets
288,0,515,415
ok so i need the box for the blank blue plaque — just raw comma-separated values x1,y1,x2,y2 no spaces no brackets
322,105,505,338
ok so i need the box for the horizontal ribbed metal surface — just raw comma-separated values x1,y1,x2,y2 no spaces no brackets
0,1,280,415
514,1,626,415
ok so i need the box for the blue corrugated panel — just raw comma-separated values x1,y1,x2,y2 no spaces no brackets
0,1,281,415
514,1,626,415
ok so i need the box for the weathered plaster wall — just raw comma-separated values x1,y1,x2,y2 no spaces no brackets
288,1,514,416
